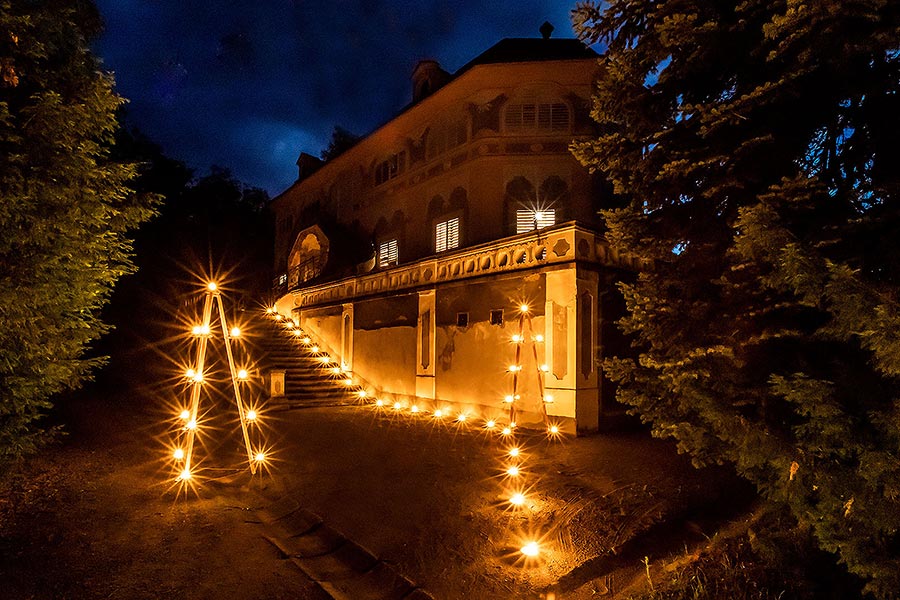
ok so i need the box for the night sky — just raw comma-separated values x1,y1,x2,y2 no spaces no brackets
94,1,583,196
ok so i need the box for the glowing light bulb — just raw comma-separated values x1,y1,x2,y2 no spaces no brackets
509,447,520,458
173,448,184,460
237,369,249,380
434,409,444,418
519,304,529,314
510,493,525,506
358,390,368,398
185,368,195,379
501,427,512,436
207,282,217,291
254,452,266,462
533,334,544,343
186,419,197,430
179,409,190,420
265,307,274,314
544,394,554,403
393,402,402,410
200,324,210,335
285,320,294,329
320,355,331,363
331,366,342,374
193,372,203,383
179,469,192,481
293,329,302,337
246,410,257,421
274,314,283,321
486,420,496,428
549,425,560,435
230,327,241,337
511,334,523,343
506,465,520,477
508,365,521,373
311,345,320,353
191,325,202,336
504,395,514,403
375,399,384,407
540,364,549,372
510,421,517,428
457,413,467,422
521,541,539,557
301,337,311,344
411,405,420,413
344,378,353,385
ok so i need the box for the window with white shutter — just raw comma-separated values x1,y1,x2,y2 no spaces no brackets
516,209,556,234
435,216,460,253
378,239,399,267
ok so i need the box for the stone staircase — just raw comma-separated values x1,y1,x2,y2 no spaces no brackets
251,314,355,410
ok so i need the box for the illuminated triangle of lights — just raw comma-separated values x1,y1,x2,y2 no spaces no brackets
177,284,262,477
505,304,551,427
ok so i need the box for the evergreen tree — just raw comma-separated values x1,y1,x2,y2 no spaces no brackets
0,0,155,461
572,0,900,596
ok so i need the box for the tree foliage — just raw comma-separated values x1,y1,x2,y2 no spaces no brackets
0,0,155,460
572,0,900,596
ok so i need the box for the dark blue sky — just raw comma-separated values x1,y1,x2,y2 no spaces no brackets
94,1,582,195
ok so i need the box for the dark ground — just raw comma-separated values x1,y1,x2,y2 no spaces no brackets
0,374,749,599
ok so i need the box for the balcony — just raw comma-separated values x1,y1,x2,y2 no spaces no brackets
284,222,649,309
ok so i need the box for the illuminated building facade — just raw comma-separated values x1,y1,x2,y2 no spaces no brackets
271,32,645,432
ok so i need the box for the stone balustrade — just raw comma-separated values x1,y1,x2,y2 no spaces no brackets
291,222,650,309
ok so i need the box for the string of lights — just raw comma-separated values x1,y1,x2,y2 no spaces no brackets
263,301,564,560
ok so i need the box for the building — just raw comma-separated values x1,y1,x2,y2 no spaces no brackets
270,26,645,433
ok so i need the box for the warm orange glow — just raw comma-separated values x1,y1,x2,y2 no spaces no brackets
320,355,331,363
330,366,342,374
508,365,521,372
533,334,544,343
393,401,402,410
519,304,529,314
191,325,202,336
457,413,468,422
301,337,311,344
510,421,517,428
485,420,496,428
540,364,549,372
230,327,241,338
343,378,353,385
207,282,218,291
200,324,210,335
508,447,521,458
186,419,197,430
521,541,539,557
185,368,195,378
501,427,512,436
178,468,192,481
179,409,190,420
293,329,302,337
510,492,526,506
375,399,384,407
265,307,274,314
285,320,294,329
504,395,514,403
358,390,368,398
549,425,560,435
237,369,249,380
274,313,283,321
544,394,554,403
192,372,204,383
511,334,523,343
506,465,520,477
246,409,257,421
411,405,420,413
173,448,184,460
434,409,444,418
311,345,320,353
254,451,266,462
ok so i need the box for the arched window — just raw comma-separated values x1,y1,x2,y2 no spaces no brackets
428,188,467,253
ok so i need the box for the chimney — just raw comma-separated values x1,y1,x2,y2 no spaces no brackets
540,21,554,39
296,152,323,181
411,59,451,103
